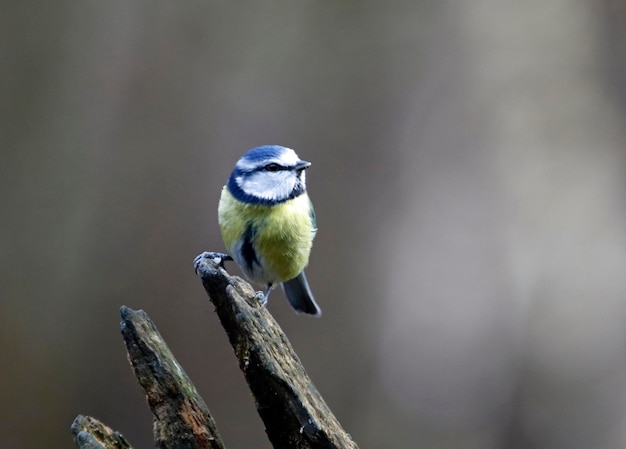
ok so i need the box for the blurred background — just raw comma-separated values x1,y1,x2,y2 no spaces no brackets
2,1,626,448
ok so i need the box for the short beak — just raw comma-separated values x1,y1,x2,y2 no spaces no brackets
295,160,311,171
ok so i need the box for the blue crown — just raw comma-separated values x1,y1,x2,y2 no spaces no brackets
239,145,287,164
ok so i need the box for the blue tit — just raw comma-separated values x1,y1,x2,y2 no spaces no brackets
217,145,321,316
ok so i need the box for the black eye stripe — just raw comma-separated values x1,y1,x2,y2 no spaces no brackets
264,163,285,172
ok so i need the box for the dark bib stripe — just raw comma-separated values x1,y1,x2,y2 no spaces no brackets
241,224,259,272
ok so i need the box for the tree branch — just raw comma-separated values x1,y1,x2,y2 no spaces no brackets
194,252,358,449
71,415,133,449
72,253,358,449
120,306,226,449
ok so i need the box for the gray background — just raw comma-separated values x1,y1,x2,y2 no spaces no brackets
3,2,626,448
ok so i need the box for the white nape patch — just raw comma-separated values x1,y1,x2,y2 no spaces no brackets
235,158,261,172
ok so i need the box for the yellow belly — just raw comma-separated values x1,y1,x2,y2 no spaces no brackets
218,187,315,285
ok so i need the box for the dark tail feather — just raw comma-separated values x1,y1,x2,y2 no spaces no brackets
282,272,321,316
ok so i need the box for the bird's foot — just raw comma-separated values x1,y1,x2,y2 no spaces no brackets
255,291,268,307
193,252,233,274
256,286,272,307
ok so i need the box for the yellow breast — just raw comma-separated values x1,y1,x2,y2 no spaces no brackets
218,187,315,284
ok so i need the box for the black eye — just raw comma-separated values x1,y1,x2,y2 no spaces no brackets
265,163,282,172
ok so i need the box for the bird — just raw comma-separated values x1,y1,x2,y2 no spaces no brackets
215,145,321,316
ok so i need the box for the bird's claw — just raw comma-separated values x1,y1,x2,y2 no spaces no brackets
256,291,269,307
193,252,233,274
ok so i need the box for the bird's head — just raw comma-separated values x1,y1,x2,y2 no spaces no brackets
227,145,311,205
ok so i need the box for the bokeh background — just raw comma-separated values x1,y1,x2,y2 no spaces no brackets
3,1,626,448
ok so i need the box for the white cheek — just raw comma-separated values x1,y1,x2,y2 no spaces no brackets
239,172,295,200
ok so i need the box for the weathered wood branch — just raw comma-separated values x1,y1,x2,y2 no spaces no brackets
120,306,226,449
72,307,225,449
72,252,358,449
194,252,358,449
71,415,133,449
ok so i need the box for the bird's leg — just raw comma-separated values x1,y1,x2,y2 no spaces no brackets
259,284,273,307
193,251,233,274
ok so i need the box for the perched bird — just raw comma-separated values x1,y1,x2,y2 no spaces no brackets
216,145,321,316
